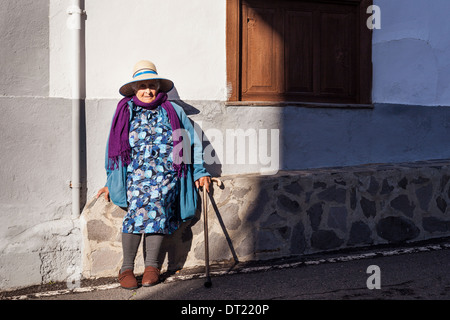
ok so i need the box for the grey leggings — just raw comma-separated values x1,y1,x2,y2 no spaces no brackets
121,233,164,272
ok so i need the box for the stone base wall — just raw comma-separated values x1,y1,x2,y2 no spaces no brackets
81,159,450,278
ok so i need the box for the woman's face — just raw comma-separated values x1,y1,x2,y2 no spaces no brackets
135,80,159,103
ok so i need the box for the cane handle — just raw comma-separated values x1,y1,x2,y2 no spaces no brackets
211,177,223,187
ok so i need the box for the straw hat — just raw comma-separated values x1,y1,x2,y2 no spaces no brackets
119,60,174,96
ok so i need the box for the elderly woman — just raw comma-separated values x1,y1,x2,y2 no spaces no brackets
97,60,211,289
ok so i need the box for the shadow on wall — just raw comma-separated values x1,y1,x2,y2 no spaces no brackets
156,0,450,275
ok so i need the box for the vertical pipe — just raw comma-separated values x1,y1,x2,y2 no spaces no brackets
67,0,82,218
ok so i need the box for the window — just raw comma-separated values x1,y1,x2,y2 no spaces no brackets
226,0,372,105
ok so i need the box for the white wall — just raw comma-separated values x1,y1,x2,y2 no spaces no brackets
50,0,227,101
2,0,450,290
0,0,81,290
0,0,49,96
48,0,450,106
373,0,450,105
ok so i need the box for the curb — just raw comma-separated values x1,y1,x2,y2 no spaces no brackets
7,240,450,300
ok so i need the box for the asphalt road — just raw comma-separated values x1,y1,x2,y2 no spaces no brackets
21,241,450,301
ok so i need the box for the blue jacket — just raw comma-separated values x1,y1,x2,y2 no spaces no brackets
105,101,210,221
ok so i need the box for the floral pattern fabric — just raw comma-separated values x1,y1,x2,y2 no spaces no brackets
123,104,179,234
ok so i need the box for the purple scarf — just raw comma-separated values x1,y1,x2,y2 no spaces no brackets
107,92,186,177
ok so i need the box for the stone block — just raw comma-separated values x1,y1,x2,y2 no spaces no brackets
256,230,283,253
261,211,285,229
347,221,372,246
360,197,376,218
317,186,346,204
283,181,303,196
416,184,433,211
380,178,394,195
423,217,450,233
307,202,323,231
311,230,344,250
90,248,122,276
367,176,380,195
436,196,447,213
390,195,416,217
277,194,300,213
376,216,420,242
219,203,241,230
290,221,307,254
327,206,348,232
235,234,255,258
87,220,115,242
245,188,270,222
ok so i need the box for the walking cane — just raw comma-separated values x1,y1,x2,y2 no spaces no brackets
203,177,223,288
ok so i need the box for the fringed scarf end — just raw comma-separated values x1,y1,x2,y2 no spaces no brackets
174,163,187,178
107,149,131,171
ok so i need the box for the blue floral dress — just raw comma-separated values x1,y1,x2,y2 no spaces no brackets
123,104,180,234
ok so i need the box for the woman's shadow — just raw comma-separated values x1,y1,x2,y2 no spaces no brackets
157,87,229,279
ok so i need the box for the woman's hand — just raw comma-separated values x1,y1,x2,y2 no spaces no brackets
195,176,211,193
96,186,110,201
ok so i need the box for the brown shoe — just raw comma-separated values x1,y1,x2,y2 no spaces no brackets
118,269,138,290
142,266,160,287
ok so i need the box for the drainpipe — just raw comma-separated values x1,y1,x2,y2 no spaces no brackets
67,0,84,218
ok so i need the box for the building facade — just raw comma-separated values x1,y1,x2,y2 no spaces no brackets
1,0,450,290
